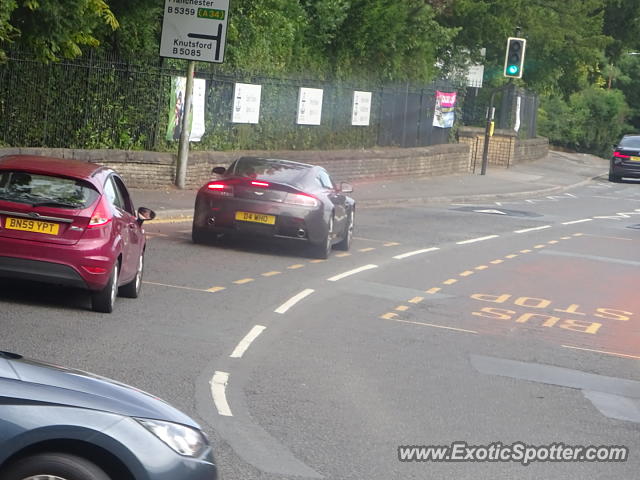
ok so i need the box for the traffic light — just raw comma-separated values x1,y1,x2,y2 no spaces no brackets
503,37,526,78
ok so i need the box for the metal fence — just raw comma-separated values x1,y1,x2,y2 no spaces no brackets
461,84,538,139
0,50,464,152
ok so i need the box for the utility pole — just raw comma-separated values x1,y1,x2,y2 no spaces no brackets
176,60,195,189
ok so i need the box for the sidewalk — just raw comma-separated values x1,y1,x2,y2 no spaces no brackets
133,150,608,223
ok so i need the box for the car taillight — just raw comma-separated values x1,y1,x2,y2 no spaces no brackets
614,151,630,159
284,192,319,208
207,182,234,197
88,196,113,228
251,181,270,188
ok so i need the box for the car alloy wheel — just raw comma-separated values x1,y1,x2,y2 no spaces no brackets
311,216,333,259
2,453,111,480
119,252,143,298
335,211,354,251
91,263,119,313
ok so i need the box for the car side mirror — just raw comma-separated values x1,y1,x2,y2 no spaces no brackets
212,166,226,175
340,182,353,193
137,207,156,223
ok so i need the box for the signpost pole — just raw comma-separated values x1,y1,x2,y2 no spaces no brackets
176,60,195,189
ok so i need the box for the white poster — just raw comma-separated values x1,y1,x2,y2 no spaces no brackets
166,76,206,142
190,78,206,141
351,91,372,126
514,96,522,132
466,64,484,88
232,83,262,124
297,87,324,125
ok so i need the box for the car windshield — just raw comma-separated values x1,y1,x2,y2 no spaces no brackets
0,171,99,209
232,158,309,185
619,136,640,148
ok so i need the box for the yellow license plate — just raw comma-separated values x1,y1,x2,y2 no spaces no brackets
5,217,60,235
630,156,640,162
235,211,276,225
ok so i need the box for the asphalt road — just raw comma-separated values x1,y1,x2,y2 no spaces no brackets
2,172,640,479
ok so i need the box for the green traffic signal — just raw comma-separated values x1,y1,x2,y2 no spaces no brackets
503,37,526,78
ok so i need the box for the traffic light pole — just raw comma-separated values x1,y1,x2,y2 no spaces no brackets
480,90,497,176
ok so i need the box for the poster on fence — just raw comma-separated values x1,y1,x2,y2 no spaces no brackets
297,87,324,125
433,91,457,129
351,91,372,126
166,76,206,142
232,83,262,124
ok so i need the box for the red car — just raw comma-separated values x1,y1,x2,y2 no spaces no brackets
0,155,155,313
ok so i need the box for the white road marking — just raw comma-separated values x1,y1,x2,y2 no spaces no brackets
211,371,233,416
328,264,378,282
562,219,593,225
275,289,315,314
143,281,207,292
562,345,640,360
230,325,267,358
384,317,478,334
514,225,551,233
565,193,577,198
393,247,440,260
456,235,499,245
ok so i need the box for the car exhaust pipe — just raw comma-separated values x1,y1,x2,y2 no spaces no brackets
297,228,306,238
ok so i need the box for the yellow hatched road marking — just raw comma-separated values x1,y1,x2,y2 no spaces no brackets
287,264,305,270
443,279,458,285
261,271,281,277
520,249,532,253
560,236,571,240
384,242,400,247
336,253,351,257
426,287,441,294
409,296,424,304
460,271,474,277
548,240,558,244
490,259,504,264
381,312,398,320
395,305,409,312
534,245,546,249
573,233,584,237
505,254,518,259
233,278,254,285
359,247,376,252
475,265,488,270
207,286,226,293
309,259,326,264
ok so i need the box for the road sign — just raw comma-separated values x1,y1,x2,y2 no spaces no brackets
160,0,230,63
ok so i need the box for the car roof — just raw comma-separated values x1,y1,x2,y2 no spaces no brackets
0,155,110,180
236,156,315,169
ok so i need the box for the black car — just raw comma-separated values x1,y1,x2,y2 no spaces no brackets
192,157,355,259
610,134,640,182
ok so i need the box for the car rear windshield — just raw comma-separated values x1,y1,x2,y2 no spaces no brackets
232,158,309,185
619,136,640,148
0,171,99,209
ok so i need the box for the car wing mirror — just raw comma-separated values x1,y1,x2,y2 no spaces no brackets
212,166,226,175
137,207,156,223
340,182,353,193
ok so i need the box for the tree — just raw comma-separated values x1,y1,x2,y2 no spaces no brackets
0,0,118,62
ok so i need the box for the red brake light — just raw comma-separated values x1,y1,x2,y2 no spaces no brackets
284,192,319,207
88,196,113,228
206,182,234,196
251,181,270,187
614,151,630,158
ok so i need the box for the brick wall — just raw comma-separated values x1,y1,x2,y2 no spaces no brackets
458,127,548,170
0,144,471,189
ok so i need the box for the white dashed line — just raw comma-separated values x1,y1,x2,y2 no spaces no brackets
275,289,315,314
211,371,232,416
514,225,552,233
328,264,378,282
393,247,440,260
562,219,593,225
456,235,499,245
230,325,267,358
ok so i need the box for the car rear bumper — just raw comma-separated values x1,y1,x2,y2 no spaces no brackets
193,195,328,243
0,237,114,291
611,161,640,178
